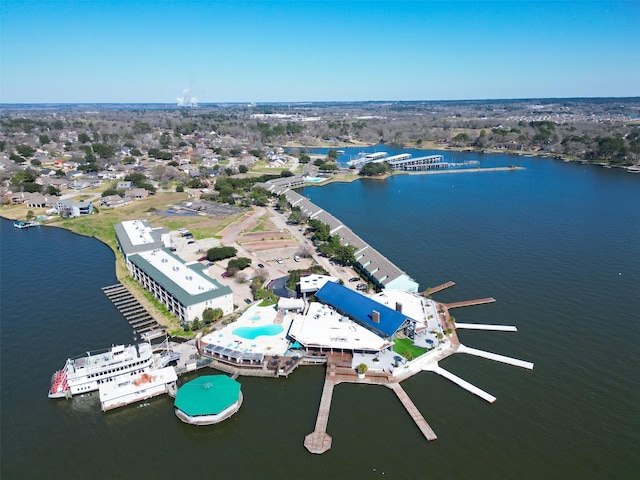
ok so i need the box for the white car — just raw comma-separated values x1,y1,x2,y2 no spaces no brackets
276,258,283,264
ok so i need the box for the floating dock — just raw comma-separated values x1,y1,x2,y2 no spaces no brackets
102,283,163,336
455,323,517,332
457,344,534,370
425,364,497,403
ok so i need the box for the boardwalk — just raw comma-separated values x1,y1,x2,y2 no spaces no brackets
445,297,496,309
424,281,455,296
305,356,437,454
388,383,437,440
304,376,334,454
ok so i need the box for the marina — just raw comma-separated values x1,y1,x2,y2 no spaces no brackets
3,149,638,478
45,186,534,447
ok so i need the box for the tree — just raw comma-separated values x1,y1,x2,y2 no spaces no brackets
159,132,172,148
227,257,251,271
26,210,35,221
78,132,91,143
91,143,115,159
334,244,356,266
203,307,223,324
238,165,248,174
276,194,288,211
16,144,35,158
299,153,311,163
249,188,269,206
309,219,331,242
39,135,51,145
206,246,237,261
288,209,307,224
359,162,391,176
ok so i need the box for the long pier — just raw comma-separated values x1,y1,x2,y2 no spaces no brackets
455,323,517,332
305,359,438,454
304,376,334,454
425,364,497,403
456,344,534,370
445,297,496,309
388,383,437,440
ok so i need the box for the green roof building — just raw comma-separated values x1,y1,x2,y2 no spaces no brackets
174,375,242,425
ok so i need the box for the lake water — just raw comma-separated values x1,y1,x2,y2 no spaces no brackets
1,151,639,479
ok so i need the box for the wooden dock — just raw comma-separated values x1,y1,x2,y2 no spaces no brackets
388,383,437,440
304,376,334,454
424,281,455,296
444,297,496,309
305,359,438,454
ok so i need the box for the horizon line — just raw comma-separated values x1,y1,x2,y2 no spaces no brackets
2,96,639,107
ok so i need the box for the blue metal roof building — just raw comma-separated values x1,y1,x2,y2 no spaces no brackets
315,282,414,338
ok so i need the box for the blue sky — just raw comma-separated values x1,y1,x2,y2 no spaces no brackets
1,1,638,103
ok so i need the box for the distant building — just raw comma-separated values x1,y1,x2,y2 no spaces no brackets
116,181,134,190
124,187,150,200
100,195,130,208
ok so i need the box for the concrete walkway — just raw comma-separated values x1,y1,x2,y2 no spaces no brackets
424,363,497,403
455,323,517,332
457,344,534,370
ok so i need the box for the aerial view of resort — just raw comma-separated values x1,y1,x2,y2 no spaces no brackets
1,1,638,479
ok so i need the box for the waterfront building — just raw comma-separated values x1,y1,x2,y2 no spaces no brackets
54,198,93,217
257,182,420,292
115,220,233,324
114,219,170,259
389,154,447,171
174,375,243,425
288,282,439,355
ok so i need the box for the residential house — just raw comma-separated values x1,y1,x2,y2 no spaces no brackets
100,195,130,208
26,194,60,208
124,188,149,201
55,199,93,217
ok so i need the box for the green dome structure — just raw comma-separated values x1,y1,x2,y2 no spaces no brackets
174,375,242,425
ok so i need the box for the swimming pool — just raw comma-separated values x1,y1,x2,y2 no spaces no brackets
233,324,284,340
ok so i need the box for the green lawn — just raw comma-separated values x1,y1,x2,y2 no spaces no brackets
393,338,427,359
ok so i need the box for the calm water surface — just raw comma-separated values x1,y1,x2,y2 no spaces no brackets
1,151,639,479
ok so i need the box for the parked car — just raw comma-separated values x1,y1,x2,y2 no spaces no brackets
198,256,207,262
276,258,283,264
187,240,195,244
257,263,265,268
349,277,359,282
294,256,300,262
244,298,252,305
221,272,231,278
